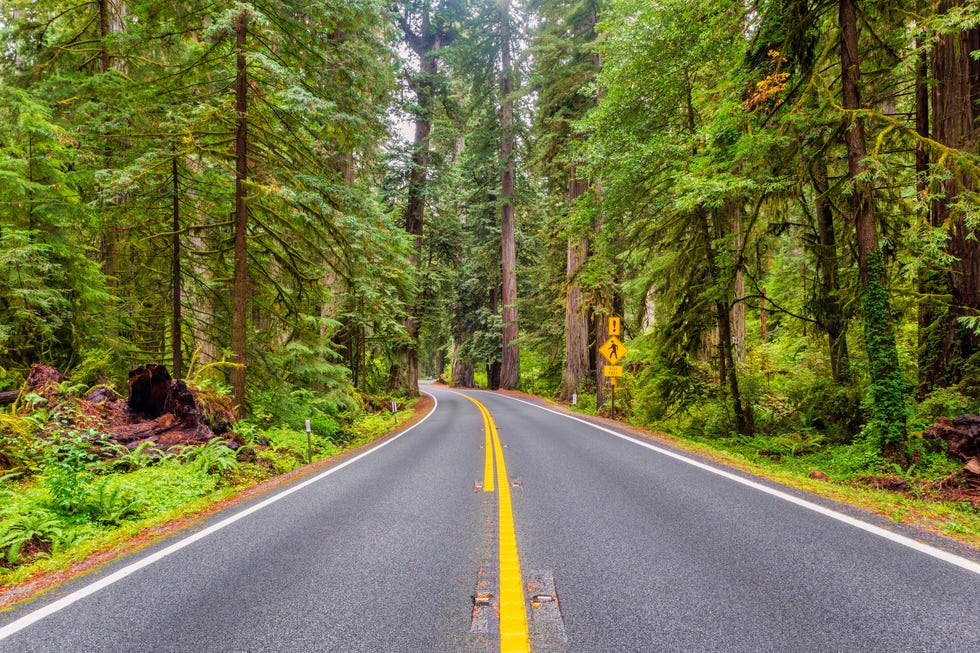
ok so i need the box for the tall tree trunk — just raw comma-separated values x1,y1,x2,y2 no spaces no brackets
760,288,768,342
840,0,906,461
915,4,941,396
812,161,850,383
732,204,746,362
499,0,519,390
452,338,475,387
699,208,753,436
96,0,116,282
231,9,249,416
392,6,446,397
171,151,183,378
559,170,590,401
919,0,980,393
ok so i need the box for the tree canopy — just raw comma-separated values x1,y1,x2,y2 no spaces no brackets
2,0,980,470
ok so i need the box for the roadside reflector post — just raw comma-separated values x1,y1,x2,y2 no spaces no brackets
305,419,312,464
572,392,577,406
392,399,398,426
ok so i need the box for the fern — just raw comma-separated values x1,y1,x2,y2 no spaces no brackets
0,510,64,565
85,479,145,525
185,439,239,476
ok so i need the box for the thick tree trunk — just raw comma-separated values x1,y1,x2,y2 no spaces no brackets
840,0,906,461
732,205,746,362
96,0,116,282
452,337,475,388
915,9,941,397
919,0,980,393
559,172,590,401
230,9,249,416
171,152,183,378
499,0,519,390
392,8,445,397
812,161,850,383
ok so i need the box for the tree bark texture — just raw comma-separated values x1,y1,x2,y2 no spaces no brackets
559,172,590,401
839,0,907,460
812,161,850,383
499,0,519,390
231,9,249,416
452,338,475,388
171,152,183,378
732,204,746,362
919,0,980,393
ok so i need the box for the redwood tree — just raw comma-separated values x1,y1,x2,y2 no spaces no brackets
498,0,520,390
839,0,907,461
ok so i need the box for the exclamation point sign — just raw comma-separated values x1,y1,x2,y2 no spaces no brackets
608,316,621,336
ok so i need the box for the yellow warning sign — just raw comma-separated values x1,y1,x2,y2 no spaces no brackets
608,316,621,336
598,336,628,365
604,365,623,377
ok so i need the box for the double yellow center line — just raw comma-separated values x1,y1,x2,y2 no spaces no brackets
457,393,530,653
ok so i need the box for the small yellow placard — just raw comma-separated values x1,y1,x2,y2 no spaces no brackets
604,365,623,377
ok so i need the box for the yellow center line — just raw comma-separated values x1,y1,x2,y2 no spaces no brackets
457,392,495,491
453,391,530,653
481,401,495,493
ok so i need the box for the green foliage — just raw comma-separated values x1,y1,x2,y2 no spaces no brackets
84,479,145,525
100,440,167,473
913,386,978,429
41,430,100,515
69,349,126,391
121,464,219,516
859,251,910,456
0,510,64,566
182,439,240,477
257,426,340,474
0,412,41,472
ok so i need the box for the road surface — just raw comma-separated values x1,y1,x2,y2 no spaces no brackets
2,383,979,652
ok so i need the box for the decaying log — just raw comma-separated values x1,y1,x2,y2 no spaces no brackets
127,364,174,418
0,390,20,405
923,414,980,462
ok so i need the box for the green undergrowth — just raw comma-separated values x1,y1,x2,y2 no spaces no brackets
0,395,420,590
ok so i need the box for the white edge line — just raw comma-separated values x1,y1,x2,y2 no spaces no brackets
0,392,439,641
491,392,980,576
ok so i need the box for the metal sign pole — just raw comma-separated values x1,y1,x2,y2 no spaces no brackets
305,419,312,464
610,378,616,418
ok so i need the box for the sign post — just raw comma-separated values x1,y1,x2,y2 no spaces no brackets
305,419,312,464
599,317,628,417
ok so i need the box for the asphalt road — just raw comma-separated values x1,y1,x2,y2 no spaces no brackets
2,383,979,652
